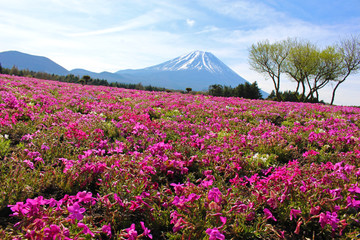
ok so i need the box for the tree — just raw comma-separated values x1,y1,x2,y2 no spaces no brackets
249,39,291,100
330,35,360,105
249,82,263,99
208,84,224,96
223,85,233,97
308,46,343,102
186,87,192,93
9,65,19,76
284,40,320,101
0,63,2,74
82,75,91,85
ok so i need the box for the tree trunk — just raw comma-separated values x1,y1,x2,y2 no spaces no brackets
300,81,306,101
330,81,343,105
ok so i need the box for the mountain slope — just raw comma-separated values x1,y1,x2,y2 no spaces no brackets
115,51,248,91
0,51,69,75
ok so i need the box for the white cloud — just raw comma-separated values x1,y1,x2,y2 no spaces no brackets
186,19,195,27
68,10,165,37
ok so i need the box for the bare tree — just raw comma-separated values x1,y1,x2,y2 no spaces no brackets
330,35,360,105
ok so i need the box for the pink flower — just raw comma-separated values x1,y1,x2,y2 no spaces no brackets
101,224,112,237
34,157,44,163
201,179,213,188
187,193,201,203
205,228,225,240
208,188,222,204
23,160,34,169
8,202,29,216
264,208,277,221
125,223,138,240
290,209,302,221
220,216,227,228
319,211,339,230
140,221,152,239
78,222,95,237
76,191,95,205
170,182,185,195
347,196,360,209
114,193,125,207
348,184,360,194
68,202,86,220
44,224,61,239
302,150,319,157
41,144,50,151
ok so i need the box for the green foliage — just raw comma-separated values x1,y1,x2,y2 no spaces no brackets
0,135,11,159
249,35,360,104
208,81,263,99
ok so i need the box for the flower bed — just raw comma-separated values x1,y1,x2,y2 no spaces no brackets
0,74,359,239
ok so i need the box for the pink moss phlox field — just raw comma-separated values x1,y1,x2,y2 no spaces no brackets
0,74,360,239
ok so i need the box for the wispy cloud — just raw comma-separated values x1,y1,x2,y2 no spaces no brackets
68,9,165,37
186,19,195,27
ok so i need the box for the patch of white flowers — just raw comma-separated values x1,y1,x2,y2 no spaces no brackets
89,111,106,122
253,153,270,164
0,134,9,139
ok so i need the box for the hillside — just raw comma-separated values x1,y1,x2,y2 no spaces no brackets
0,51,69,75
0,74,359,239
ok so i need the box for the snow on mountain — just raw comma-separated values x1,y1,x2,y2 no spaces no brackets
146,50,226,73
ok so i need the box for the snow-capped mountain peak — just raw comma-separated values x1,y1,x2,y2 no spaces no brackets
146,50,227,73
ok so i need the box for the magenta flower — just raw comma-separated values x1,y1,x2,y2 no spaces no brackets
125,223,138,240
170,182,185,195
319,211,339,230
201,179,213,188
290,209,302,221
23,160,34,169
347,196,360,209
348,184,360,194
78,222,95,237
8,202,29,216
220,216,227,228
41,144,50,151
208,188,222,204
302,150,319,157
44,224,61,239
264,208,277,221
68,202,86,220
101,224,112,237
205,228,225,240
140,221,153,239
114,193,125,207
76,191,95,204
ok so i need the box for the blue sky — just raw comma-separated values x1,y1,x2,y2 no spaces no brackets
1,0,359,105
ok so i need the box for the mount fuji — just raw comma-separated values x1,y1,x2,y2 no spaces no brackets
115,51,248,91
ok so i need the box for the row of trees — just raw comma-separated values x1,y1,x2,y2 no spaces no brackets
208,82,263,99
249,36,360,104
0,65,265,100
0,65,174,92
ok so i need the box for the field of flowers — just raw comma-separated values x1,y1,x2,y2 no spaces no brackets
0,74,359,239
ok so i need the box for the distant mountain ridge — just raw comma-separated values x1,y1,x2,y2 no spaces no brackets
0,51,69,75
0,50,268,96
